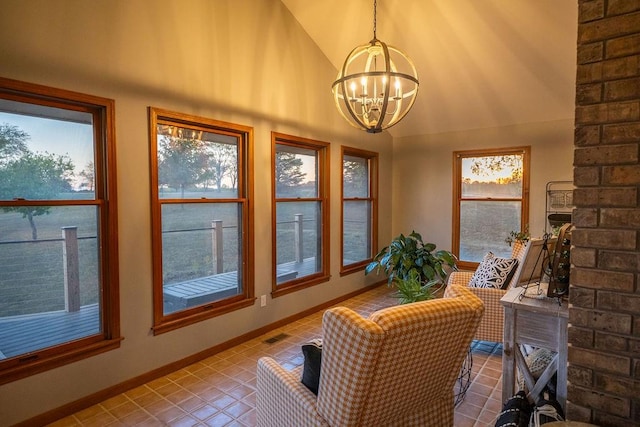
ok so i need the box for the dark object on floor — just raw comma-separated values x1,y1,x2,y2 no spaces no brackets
530,394,565,426
495,391,532,427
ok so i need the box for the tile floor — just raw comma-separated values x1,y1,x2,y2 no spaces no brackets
49,285,504,427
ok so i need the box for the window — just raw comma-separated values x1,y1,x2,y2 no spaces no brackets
452,147,530,270
0,77,120,384
341,146,378,275
149,108,253,334
271,132,329,297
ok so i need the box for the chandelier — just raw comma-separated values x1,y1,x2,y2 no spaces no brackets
331,0,419,133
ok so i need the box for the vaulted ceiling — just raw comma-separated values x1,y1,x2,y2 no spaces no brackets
282,0,578,138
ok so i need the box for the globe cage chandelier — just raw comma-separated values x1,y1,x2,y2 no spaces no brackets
332,0,419,133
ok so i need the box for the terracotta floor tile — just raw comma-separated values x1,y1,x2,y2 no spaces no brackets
72,404,106,422
223,401,252,418
155,405,187,424
155,381,183,398
210,393,238,411
474,373,501,388
46,416,80,427
78,411,117,427
49,286,505,427
191,403,220,421
100,393,131,411
143,397,177,416
132,390,164,408
227,384,255,400
478,407,500,425
456,400,483,419
237,409,256,426
117,409,153,425
463,389,491,408
123,384,152,401
165,388,195,405
198,386,225,403
108,400,140,420
167,414,200,427
176,395,207,413
203,412,234,427
453,412,478,427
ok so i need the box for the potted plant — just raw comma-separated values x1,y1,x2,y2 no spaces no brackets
505,225,530,247
390,269,440,304
365,231,457,301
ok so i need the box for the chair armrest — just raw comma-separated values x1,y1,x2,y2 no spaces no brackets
466,286,507,343
466,286,507,307
256,357,328,427
447,271,474,286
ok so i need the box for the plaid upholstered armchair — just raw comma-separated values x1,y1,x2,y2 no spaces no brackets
446,238,554,343
256,284,484,427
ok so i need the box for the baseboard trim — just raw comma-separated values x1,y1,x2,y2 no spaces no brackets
17,281,385,427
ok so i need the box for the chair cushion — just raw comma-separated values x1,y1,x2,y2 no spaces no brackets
300,338,323,395
469,252,519,290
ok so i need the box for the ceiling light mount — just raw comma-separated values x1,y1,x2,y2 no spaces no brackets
332,0,419,133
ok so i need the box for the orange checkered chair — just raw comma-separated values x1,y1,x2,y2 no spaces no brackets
446,238,554,343
256,284,484,427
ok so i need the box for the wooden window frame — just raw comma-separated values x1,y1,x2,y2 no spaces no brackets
271,132,330,298
452,146,530,271
149,108,254,335
0,77,121,384
340,146,378,276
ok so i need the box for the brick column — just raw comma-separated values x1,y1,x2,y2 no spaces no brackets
570,1,640,425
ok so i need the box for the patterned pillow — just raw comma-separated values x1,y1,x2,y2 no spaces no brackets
469,252,518,290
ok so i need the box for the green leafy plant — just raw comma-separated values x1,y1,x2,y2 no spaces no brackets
392,270,440,304
505,225,530,247
365,231,457,300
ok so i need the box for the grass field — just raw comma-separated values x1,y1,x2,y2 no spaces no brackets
460,200,521,261
0,202,100,316
0,191,333,316
1,189,517,317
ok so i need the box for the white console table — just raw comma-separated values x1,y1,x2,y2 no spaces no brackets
500,285,569,410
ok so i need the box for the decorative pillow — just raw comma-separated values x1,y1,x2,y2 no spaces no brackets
469,252,519,290
301,338,323,395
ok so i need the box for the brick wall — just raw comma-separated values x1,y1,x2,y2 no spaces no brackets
570,1,640,425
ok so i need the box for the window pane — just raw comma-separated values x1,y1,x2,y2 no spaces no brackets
275,144,318,198
275,201,321,283
0,205,100,358
157,125,239,199
0,102,95,200
343,155,369,198
460,200,521,262
342,200,371,265
461,155,523,198
161,203,242,315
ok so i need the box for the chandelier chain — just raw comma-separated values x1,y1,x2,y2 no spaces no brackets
373,0,377,40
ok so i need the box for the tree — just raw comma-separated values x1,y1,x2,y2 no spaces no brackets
470,154,523,183
275,152,306,196
0,151,75,239
204,143,237,191
343,158,368,196
0,123,29,165
78,161,95,191
157,135,208,198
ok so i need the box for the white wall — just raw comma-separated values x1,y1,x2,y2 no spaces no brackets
0,1,393,424
391,119,574,253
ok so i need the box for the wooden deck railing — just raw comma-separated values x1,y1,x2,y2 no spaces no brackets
4,214,312,316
